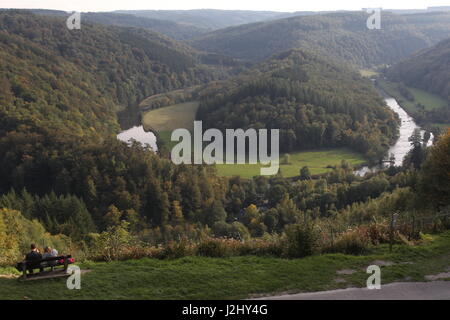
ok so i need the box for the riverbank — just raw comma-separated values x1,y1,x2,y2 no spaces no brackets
377,79,450,130
117,87,420,178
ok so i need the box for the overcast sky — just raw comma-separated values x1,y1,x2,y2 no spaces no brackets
1,0,449,12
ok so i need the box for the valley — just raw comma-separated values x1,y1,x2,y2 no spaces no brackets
0,6,449,302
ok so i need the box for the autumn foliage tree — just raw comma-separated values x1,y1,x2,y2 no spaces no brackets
420,129,450,207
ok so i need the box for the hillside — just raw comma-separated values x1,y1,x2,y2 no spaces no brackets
383,38,450,129
0,11,229,139
387,38,450,101
191,11,450,66
0,11,232,238
114,9,289,31
27,9,208,40
197,49,398,160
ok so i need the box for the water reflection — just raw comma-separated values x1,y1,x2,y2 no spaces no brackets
117,126,158,152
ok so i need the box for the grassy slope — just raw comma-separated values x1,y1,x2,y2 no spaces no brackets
216,148,366,178
142,101,199,151
378,79,449,129
142,102,199,132
1,231,449,300
379,79,447,112
359,69,379,78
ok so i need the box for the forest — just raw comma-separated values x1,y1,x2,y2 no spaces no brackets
196,49,398,159
191,11,450,66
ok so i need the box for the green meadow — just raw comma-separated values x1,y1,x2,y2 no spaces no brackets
142,101,199,132
359,69,379,78
378,79,448,113
215,148,366,178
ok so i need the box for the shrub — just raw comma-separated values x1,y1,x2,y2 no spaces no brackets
90,221,134,261
196,238,229,257
284,223,318,258
365,221,390,244
160,238,194,259
328,229,369,255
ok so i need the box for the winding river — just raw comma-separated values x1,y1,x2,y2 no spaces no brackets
117,96,432,176
355,96,433,176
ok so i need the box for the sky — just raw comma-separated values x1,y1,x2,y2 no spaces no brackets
1,0,449,12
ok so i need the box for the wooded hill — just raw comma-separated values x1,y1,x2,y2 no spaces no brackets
26,9,208,40
196,49,398,160
0,11,236,239
0,11,233,140
191,11,450,67
387,37,450,102
114,9,290,31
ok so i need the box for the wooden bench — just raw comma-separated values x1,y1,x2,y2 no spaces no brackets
16,255,75,281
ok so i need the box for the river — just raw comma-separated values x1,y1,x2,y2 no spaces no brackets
355,96,433,176
117,96,432,175
117,125,158,151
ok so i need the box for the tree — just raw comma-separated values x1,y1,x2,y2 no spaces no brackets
285,223,318,258
93,221,133,261
404,129,425,169
300,166,311,180
103,205,122,228
276,194,300,231
204,200,227,227
420,129,450,207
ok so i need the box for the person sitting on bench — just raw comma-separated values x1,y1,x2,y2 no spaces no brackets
25,243,43,274
42,246,59,270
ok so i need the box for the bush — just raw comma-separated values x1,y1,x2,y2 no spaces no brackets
284,223,318,258
90,221,134,261
328,229,369,255
160,238,194,259
196,238,229,257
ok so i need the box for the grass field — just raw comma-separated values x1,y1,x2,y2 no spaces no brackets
359,69,379,78
142,102,199,132
431,123,450,131
378,79,450,130
378,79,448,113
215,148,366,178
1,231,449,300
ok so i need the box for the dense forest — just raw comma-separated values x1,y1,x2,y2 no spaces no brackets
114,9,291,31
191,11,450,66
197,49,398,159
0,11,236,138
0,12,235,249
27,9,208,40
1,127,449,262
